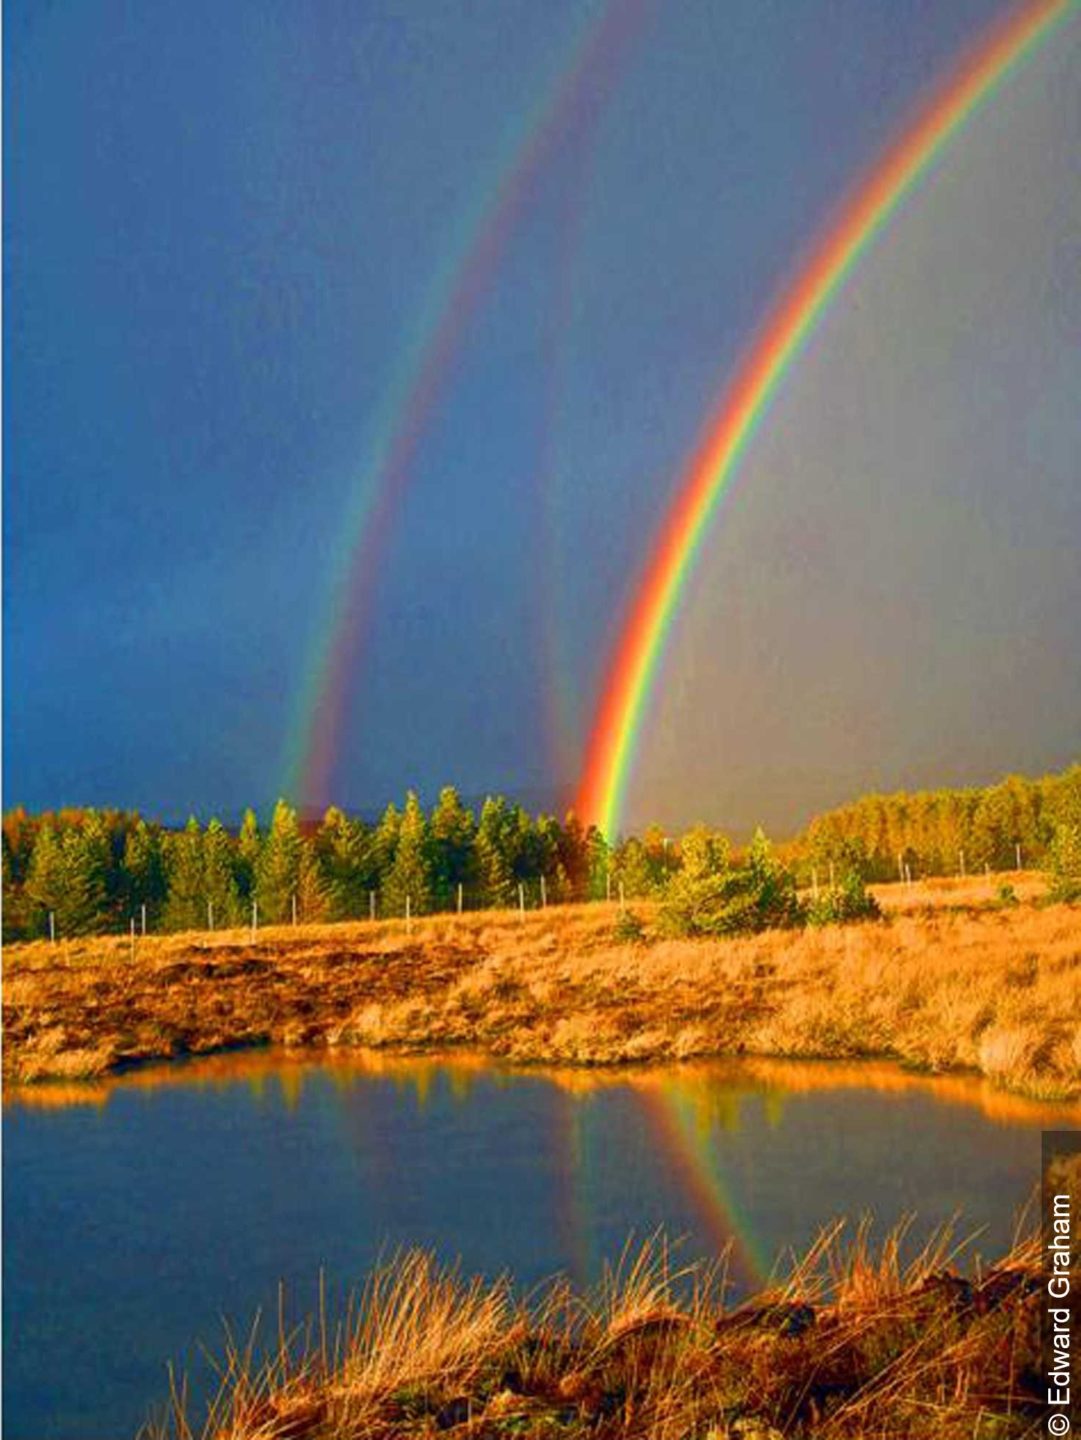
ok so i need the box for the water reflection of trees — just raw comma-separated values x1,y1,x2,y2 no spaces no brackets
7,1049,1080,1131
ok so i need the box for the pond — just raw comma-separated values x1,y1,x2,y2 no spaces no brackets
4,1051,1071,1439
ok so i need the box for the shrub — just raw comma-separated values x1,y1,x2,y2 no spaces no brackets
660,829,804,938
613,908,647,944
807,870,882,927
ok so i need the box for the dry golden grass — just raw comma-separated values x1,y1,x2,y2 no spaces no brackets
5,879,1080,1100
143,1223,1048,1440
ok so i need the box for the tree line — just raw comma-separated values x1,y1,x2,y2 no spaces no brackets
785,763,1081,881
1,791,659,941
3,762,1078,941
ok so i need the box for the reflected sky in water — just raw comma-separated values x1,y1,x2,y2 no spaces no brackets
5,1052,1071,1439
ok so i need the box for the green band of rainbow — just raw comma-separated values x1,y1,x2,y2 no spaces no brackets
576,0,1074,838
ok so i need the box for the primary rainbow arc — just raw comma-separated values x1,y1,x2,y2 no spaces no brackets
575,0,1074,839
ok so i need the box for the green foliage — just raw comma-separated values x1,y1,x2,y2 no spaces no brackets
26,815,110,937
660,828,803,938
255,800,302,923
372,802,402,887
792,765,1077,880
1046,822,1081,902
5,760,1078,941
203,818,242,927
585,827,610,901
163,818,208,931
807,869,882,927
428,786,476,908
315,806,374,920
382,791,432,916
123,818,168,924
555,813,590,901
474,798,514,908
235,809,261,900
611,837,657,898
613,907,647,944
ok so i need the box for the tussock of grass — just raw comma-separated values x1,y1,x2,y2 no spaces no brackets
5,880,1079,1100
143,1224,1047,1440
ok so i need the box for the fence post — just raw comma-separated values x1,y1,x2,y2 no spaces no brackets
291,893,297,927
540,874,547,909
251,900,258,941
457,882,463,915
369,890,376,922
141,903,147,936
49,911,56,946
405,894,412,935
130,916,136,961
518,882,525,919
207,900,214,932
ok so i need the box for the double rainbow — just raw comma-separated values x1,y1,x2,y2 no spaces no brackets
576,0,1074,837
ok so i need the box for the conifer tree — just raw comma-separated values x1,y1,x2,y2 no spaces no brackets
557,812,591,901
25,823,66,936
123,818,168,926
383,791,432,916
586,826,610,900
255,799,302,923
428,786,476,908
1,842,25,940
315,807,373,919
203,818,242,928
55,813,112,935
296,838,329,923
372,802,402,892
475,797,514,908
235,809,261,901
534,814,567,902
164,818,206,932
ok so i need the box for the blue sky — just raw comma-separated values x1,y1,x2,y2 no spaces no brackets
5,0,1079,830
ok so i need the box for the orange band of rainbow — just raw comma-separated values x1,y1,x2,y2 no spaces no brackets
576,0,1073,837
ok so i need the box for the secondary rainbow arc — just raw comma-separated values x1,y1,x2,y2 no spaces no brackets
286,0,652,814
575,0,1074,839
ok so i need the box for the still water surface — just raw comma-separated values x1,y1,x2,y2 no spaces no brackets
4,1051,1071,1439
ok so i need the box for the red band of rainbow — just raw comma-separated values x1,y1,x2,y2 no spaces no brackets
575,0,1074,838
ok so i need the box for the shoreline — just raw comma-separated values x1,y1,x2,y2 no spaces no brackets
143,1224,1048,1440
6,882,1080,1102
8,1045,1080,1133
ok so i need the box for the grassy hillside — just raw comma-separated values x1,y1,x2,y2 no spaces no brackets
6,875,1079,1099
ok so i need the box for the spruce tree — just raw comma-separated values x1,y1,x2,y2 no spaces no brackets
372,802,402,896
475,798,514,908
315,807,371,919
164,818,206,932
235,809,261,901
255,799,302,923
382,791,432,916
296,839,329,923
25,824,67,936
429,786,475,908
203,818,242,928
123,818,168,926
